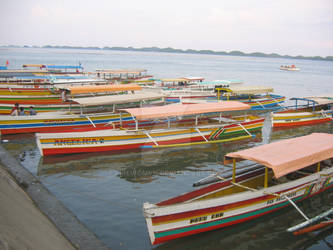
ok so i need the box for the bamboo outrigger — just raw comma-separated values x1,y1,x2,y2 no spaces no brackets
142,133,333,245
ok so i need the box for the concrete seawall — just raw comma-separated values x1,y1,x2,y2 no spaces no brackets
0,144,110,250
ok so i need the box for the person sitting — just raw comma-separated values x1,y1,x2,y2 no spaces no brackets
10,103,19,116
18,107,26,116
29,106,37,115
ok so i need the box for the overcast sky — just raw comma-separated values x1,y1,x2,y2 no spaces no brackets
1,0,332,56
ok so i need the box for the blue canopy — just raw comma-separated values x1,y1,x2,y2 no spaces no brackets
0,66,8,70
46,65,83,69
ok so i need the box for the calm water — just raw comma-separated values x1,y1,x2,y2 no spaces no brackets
1,48,333,250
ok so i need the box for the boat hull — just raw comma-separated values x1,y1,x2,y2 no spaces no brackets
143,168,333,245
272,112,332,128
0,113,133,135
36,118,265,156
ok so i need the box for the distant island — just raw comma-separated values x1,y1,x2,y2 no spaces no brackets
2,45,333,62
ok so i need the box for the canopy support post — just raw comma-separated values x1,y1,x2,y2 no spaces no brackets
264,167,268,188
317,162,321,172
232,158,236,183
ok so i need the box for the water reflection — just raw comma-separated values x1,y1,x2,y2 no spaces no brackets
37,136,261,183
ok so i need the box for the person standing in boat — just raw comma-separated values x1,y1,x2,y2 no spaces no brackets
10,103,19,116
18,107,26,116
29,106,37,115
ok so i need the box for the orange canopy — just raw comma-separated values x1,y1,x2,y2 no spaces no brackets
225,133,333,178
121,101,250,120
69,84,142,94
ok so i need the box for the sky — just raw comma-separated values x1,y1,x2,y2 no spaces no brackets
1,0,333,57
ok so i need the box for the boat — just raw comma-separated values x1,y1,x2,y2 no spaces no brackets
0,84,164,115
280,65,300,71
142,133,333,245
183,85,285,111
272,96,333,128
35,101,265,156
0,89,165,134
95,69,153,82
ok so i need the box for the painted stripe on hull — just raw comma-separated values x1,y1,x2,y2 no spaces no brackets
39,122,263,156
152,182,333,245
273,117,332,128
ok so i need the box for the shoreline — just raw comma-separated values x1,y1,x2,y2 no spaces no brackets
0,143,109,250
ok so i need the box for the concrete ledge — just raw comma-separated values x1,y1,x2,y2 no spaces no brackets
0,144,110,250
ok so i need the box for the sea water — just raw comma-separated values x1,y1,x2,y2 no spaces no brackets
1,47,333,249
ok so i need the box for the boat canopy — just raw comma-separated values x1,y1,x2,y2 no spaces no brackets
219,85,274,95
198,79,243,86
224,133,333,178
183,77,205,81
95,69,147,74
22,64,45,68
68,84,142,94
120,101,250,120
72,92,164,106
46,65,83,69
291,96,333,105
159,78,188,82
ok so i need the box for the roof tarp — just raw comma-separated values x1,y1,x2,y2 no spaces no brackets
222,85,274,94
121,101,250,120
293,96,333,105
159,78,187,82
225,133,333,178
22,64,45,68
95,69,147,74
46,65,83,69
198,79,243,85
69,84,142,94
72,92,164,106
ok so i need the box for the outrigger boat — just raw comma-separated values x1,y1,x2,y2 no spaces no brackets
272,96,333,128
142,133,333,245
35,101,265,156
0,84,163,115
181,85,285,111
0,90,165,134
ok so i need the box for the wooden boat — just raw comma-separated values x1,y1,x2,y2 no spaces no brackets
280,65,300,71
0,91,165,134
272,96,333,128
35,102,265,156
142,133,333,245
95,69,152,82
181,85,285,110
0,111,133,135
0,84,164,115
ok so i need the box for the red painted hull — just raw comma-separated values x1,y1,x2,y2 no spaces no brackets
273,117,331,128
